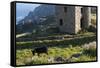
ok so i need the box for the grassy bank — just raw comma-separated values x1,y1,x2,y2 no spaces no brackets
16,35,96,49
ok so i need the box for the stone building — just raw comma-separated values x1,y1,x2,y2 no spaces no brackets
55,5,91,34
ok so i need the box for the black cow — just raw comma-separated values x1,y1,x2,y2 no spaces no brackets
32,46,48,56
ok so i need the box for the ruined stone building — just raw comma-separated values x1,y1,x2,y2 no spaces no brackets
55,5,91,34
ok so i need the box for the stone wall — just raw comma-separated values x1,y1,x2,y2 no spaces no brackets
55,5,91,34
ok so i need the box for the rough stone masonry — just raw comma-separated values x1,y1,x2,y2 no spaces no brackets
55,5,91,34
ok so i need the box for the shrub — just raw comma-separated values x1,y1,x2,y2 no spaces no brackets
82,41,96,57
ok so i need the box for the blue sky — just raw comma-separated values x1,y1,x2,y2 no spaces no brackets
16,3,40,23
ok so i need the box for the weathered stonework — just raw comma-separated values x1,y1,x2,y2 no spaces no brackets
81,7,91,29
55,6,91,34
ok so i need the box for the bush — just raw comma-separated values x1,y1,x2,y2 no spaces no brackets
87,25,96,32
83,48,96,57
82,41,96,57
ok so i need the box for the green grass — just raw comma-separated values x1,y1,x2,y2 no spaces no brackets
16,34,96,49
16,32,97,66
16,43,96,66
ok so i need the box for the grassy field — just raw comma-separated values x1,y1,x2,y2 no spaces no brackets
16,41,96,65
16,32,96,49
16,32,97,66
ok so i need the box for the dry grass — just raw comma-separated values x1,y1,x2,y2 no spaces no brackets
91,14,96,26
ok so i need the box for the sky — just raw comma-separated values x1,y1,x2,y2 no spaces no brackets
16,3,40,23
